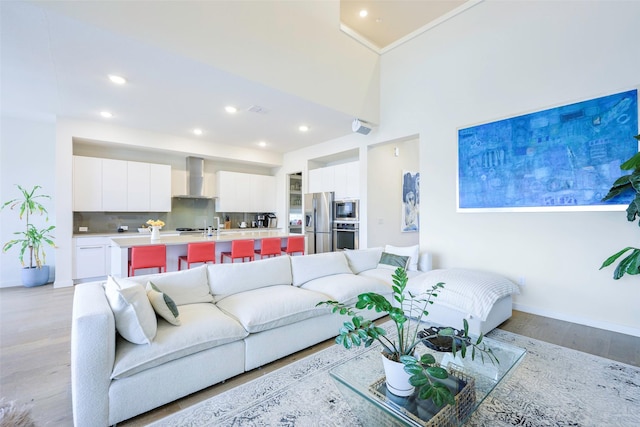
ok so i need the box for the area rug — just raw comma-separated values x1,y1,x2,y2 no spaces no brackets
150,325,640,427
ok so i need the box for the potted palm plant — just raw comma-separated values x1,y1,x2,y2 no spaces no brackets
1,185,56,287
600,134,640,279
318,267,497,406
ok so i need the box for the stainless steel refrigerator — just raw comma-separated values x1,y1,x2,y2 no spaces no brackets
304,192,334,254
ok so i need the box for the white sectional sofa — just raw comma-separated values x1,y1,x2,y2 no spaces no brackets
71,247,519,426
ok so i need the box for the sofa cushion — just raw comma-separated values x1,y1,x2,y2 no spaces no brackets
343,247,383,274
146,281,180,326
300,273,392,305
207,256,292,301
359,268,426,288
290,251,352,287
123,265,213,306
377,252,410,270
111,303,248,379
216,285,329,333
385,244,420,271
104,276,157,345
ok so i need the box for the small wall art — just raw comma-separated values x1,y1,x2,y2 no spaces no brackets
402,171,419,232
457,89,638,212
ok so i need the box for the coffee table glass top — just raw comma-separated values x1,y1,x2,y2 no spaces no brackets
330,328,526,426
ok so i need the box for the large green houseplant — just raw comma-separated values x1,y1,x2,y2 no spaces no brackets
318,267,497,407
600,134,640,279
1,185,56,287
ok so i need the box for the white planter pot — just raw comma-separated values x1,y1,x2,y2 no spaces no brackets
381,354,415,397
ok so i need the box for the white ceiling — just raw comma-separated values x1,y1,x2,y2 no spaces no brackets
1,1,473,155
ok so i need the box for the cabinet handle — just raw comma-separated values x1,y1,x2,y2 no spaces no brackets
79,246,103,249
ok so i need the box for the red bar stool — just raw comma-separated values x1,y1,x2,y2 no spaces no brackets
282,235,305,256
128,245,166,276
178,241,216,270
254,237,282,260
220,239,255,263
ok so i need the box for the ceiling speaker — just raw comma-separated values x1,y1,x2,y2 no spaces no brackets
352,118,372,135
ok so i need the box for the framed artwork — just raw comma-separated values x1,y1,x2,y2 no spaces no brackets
402,171,419,232
457,89,638,212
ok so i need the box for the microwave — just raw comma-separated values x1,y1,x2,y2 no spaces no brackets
334,199,359,221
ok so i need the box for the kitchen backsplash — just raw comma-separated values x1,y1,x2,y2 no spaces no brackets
73,198,273,233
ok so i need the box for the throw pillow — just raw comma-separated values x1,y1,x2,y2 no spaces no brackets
104,276,157,345
146,281,181,326
384,244,420,271
377,252,410,270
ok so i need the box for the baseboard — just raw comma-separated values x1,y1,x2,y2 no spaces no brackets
513,303,640,338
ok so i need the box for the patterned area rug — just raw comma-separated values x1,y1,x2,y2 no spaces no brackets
150,326,640,427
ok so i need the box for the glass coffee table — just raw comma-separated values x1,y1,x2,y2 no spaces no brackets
330,330,526,426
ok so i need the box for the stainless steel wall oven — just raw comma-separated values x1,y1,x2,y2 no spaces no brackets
333,221,359,251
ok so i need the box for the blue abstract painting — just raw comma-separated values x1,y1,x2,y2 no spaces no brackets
458,89,638,211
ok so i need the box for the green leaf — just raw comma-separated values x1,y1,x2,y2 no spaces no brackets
420,353,436,365
426,366,448,379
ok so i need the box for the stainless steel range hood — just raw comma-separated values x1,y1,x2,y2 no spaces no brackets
173,156,213,199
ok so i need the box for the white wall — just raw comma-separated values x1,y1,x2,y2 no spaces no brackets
367,137,420,248
378,0,640,336
1,115,57,287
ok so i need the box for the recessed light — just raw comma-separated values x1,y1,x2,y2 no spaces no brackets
225,106,238,114
193,128,203,136
108,74,126,85
359,9,368,18
100,111,113,118
258,141,267,147
299,125,309,132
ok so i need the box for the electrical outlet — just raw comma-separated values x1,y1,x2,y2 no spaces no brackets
518,276,526,287
79,226,88,232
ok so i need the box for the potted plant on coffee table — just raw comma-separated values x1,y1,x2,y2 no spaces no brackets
1,185,56,287
318,267,497,407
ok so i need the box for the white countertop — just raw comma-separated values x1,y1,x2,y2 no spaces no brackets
109,230,299,248
74,228,282,238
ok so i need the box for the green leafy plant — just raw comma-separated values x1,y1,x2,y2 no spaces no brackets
1,185,56,268
600,134,640,279
318,267,497,407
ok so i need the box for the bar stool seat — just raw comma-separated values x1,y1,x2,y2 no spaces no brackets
129,245,166,276
254,237,282,259
178,241,216,270
282,235,305,256
221,239,255,263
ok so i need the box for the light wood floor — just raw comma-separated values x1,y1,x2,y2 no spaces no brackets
1,284,638,427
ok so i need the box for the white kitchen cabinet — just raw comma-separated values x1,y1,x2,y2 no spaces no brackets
308,162,360,199
149,163,172,212
308,168,323,193
127,161,150,211
73,156,171,212
73,156,103,211
334,162,360,200
102,159,128,211
216,171,276,212
74,236,109,280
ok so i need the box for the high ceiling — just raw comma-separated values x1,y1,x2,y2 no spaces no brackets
1,1,474,155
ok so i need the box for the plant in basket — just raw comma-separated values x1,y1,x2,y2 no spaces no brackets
318,267,498,406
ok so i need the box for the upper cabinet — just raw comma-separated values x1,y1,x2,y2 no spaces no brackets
308,161,360,199
73,156,171,212
216,171,276,213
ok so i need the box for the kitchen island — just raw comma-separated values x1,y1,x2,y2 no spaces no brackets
109,230,302,277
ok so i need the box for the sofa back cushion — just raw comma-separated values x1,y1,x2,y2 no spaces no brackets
290,251,352,287
208,255,293,301
123,265,213,306
343,247,383,274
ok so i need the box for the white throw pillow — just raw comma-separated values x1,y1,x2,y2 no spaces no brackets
105,276,157,345
146,281,181,326
377,252,410,271
385,244,419,271
343,247,384,274
123,265,213,306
